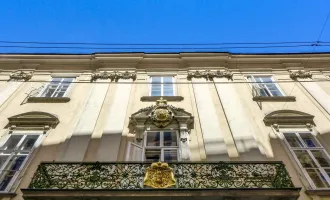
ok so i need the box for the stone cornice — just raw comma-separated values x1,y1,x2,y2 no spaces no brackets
1,53,330,71
187,70,233,81
90,71,137,82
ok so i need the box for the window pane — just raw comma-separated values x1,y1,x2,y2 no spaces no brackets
299,133,320,147
163,77,173,83
284,133,303,147
145,149,161,162
259,88,269,97
41,86,56,97
164,149,178,162
151,77,161,83
19,135,39,151
294,150,318,168
63,78,74,83
146,132,160,146
163,132,177,146
260,77,273,83
310,150,330,167
306,168,330,188
0,156,9,169
50,78,62,83
0,155,27,191
0,135,23,151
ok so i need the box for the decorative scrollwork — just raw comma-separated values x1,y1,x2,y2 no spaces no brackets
29,162,294,190
289,70,312,80
187,70,233,81
9,71,33,81
91,71,136,82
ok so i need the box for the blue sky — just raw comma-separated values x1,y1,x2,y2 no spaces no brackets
0,0,330,54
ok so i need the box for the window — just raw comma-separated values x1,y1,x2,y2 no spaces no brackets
40,77,74,98
248,75,284,97
144,131,179,162
150,76,175,96
0,133,42,191
283,132,330,188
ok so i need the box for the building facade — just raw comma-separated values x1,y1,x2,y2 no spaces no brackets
0,53,330,200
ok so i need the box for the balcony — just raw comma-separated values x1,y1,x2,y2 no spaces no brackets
21,161,301,200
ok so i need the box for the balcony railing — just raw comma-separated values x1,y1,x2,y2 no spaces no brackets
28,161,294,190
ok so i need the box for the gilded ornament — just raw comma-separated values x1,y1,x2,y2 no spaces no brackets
150,98,173,128
144,162,176,188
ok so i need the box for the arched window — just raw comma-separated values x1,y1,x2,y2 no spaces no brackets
0,112,59,192
264,110,330,189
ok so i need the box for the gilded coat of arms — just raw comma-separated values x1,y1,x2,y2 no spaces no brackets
143,162,176,188
150,98,173,128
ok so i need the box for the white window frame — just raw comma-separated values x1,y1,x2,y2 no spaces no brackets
38,77,75,98
281,131,330,189
247,75,285,97
143,131,180,162
149,76,176,96
0,131,44,192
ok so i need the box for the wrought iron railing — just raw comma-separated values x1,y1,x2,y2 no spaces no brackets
28,162,294,190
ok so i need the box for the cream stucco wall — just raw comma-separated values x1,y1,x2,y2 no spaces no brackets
0,53,330,200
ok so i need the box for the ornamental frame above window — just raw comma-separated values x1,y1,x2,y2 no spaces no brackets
149,76,175,96
247,75,285,97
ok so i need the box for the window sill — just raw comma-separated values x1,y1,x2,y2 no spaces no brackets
0,192,16,197
253,96,296,102
305,189,330,196
141,96,184,102
27,97,71,103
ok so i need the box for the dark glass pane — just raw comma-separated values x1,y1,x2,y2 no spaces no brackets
146,132,160,146
164,149,178,162
145,149,161,162
284,133,303,147
164,132,177,146
0,135,23,151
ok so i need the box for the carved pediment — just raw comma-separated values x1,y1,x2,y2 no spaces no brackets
187,70,233,81
289,70,312,80
264,110,314,125
9,71,33,81
129,98,194,133
91,71,136,82
7,111,59,128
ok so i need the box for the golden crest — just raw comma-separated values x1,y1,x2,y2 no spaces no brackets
150,98,173,128
144,162,176,188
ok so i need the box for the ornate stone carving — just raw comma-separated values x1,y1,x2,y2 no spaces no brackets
289,70,312,80
150,98,174,128
91,71,136,82
9,71,32,81
187,70,233,81
144,162,176,188
128,98,194,135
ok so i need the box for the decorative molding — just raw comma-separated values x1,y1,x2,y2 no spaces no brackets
140,96,184,102
129,98,194,133
289,70,312,80
9,71,33,81
90,71,136,82
7,111,59,128
187,70,233,81
253,96,296,102
27,97,71,103
264,110,314,126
